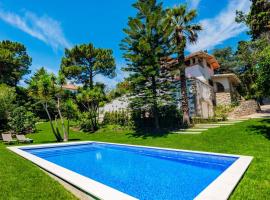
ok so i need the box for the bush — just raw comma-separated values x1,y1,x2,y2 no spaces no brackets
131,105,183,130
103,110,131,127
214,105,235,121
8,106,38,134
79,112,98,132
0,84,16,130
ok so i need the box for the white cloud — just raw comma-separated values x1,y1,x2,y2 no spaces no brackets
0,9,71,50
188,0,201,9
187,0,251,52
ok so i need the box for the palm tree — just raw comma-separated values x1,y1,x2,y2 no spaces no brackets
165,5,202,126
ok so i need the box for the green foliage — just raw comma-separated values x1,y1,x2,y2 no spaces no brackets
28,67,56,103
256,46,270,97
0,84,16,130
235,38,268,99
214,105,235,121
63,99,79,120
236,0,270,40
79,112,98,132
61,43,116,88
8,106,38,134
77,84,106,132
27,68,62,142
212,47,238,74
165,4,202,125
0,40,32,86
131,105,182,130
107,80,130,101
121,0,176,130
103,110,131,127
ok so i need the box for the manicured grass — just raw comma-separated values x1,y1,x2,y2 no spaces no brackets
1,119,270,199
0,144,78,200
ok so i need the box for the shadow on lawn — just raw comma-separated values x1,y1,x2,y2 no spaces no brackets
247,119,270,140
126,127,175,139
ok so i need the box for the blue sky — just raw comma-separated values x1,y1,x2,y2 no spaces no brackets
0,0,251,88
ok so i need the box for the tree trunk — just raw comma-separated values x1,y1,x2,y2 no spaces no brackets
89,67,93,89
180,70,191,127
67,119,70,135
43,103,62,142
176,29,190,127
57,98,68,142
151,76,160,130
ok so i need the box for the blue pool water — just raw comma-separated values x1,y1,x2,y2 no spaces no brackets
22,143,238,200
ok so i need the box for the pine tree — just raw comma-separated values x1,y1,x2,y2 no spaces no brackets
121,0,174,130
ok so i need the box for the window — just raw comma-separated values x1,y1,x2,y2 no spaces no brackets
216,82,225,92
185,60,191,66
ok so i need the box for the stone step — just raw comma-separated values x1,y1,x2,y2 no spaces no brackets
173,131,202,134
218,121,243,123
179,128,208,131
195,124,221,127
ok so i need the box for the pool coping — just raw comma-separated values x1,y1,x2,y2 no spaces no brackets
7,141,253,200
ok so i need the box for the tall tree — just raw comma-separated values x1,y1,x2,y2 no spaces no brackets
0,40,32,86
55,71,68,141
121,0,173,130
0,84,16,130
235,39,267,99
61,43,116,89
165,5,202,126
236,0,270,40
256,46,270,98
28,68,63,142
212,47,238,74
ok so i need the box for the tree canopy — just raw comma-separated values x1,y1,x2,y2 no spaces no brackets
256,46,270,97
61,43,116,89
0,84,16,130
0,40,32,86
212,47,238,74
121,0,175,129
236,0,270,40
28,68,63,142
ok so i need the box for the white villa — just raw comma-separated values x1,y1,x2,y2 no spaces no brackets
99,51,241,119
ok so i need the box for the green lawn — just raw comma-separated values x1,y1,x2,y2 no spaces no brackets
1,119,270,199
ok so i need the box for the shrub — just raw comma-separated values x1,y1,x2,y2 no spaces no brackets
8,106,38,134
79,112,98,132
103,110,131,127
0,84,16,130
214,105,235,121
131,105,183,130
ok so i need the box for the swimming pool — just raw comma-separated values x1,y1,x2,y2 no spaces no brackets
8,142,252,200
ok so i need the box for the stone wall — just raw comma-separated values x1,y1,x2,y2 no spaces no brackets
216,92,231,105
229,100,261,118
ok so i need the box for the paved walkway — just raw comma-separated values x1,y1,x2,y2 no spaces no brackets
173,119,249,134
174,104,270,135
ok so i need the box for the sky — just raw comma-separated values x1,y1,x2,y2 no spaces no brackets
0,0,251,89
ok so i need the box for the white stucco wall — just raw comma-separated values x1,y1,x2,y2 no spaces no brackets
185,62,214,84
100,96,129,114
213,77,230,91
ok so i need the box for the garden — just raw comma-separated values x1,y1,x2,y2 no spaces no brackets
0,0,270,199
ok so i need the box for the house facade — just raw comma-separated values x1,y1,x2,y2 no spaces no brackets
181,51,240,118
69,51,241,119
